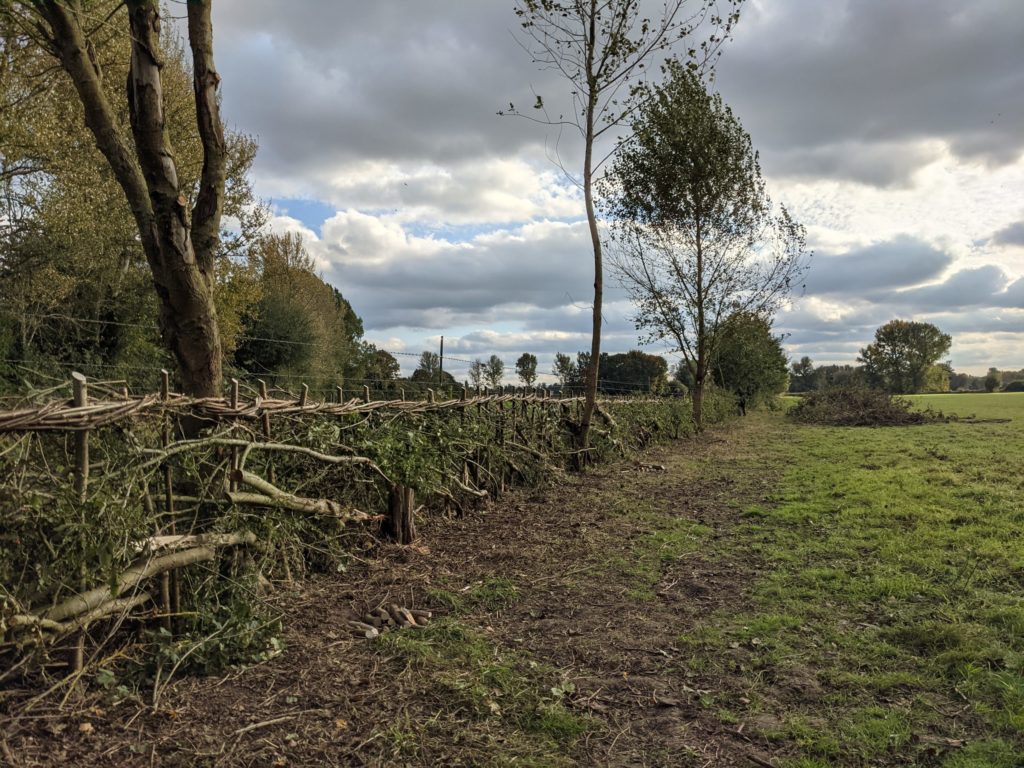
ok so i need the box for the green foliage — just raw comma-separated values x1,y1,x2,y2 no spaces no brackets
0,11,267,392
788,356,816,393
599,350,668,394
711,312,788,406
858,319,952,394
515,353,538,386
484,354,505,388
233,232,369,389
603,60,808,426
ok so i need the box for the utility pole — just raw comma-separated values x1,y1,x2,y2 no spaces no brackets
438,335,444,385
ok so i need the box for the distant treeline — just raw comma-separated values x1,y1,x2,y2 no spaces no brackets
789,360,1024,394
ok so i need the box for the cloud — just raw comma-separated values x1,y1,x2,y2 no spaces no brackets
991,221,1024,247
280,214,602,329
888,265,1010,310
804,236,953,296
206,1,1024,375
715,0,1024,184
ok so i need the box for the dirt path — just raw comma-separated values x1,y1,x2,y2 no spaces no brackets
3,415,786,767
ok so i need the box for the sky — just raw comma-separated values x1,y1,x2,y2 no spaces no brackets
206,0,1024,379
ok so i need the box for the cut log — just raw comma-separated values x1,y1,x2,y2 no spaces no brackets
389,604,413,628
347,620,379,640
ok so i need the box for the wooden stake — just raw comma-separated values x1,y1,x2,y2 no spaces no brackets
386,484,417,544
71,372,89,673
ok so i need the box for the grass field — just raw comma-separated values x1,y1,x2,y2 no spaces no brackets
683,392,1024,766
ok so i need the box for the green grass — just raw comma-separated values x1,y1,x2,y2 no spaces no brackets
427,576,521,613
682,393,1024,766
371,618,590,765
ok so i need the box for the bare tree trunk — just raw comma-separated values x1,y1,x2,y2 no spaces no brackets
34,0,224,398
579,4,601,459
385,484,417,545
692,376,704,430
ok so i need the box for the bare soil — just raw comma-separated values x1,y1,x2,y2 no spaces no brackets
1,417,785,767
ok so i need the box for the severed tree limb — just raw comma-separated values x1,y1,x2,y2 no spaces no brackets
43,536,254,624
139,531,257,554
140,437,390,481
229,471,373,521
53,591,153,637
452,476,488,498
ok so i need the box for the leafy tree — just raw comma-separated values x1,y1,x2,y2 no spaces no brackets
789,356,817,393
815,364,866,390
923,363,951,393
0,12,264,391
484,355,505,388
858,320,952,394
362,346,400,383
553,352,579,388
468,358,485,388
710,312,788,409
507,0,741,450
600,350,668,393
235,233,364,388
515,353,538,386
984,368,1001,393
606,61,809,428
415,351,443,381
9,0,233,396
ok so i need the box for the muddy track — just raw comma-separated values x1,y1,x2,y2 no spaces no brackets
2,416,786,767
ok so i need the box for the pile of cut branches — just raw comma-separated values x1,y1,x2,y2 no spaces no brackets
788,387,950,427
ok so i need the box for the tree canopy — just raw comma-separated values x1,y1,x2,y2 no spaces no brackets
515,353,538,386
508,0,741,450
605,60,808,427
858,320,952,394
710,312,788,406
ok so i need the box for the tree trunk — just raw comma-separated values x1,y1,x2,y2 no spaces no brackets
692,378,704,431
579,5,601,460
385,484,417,545
38,1,224,398
127,1,223,397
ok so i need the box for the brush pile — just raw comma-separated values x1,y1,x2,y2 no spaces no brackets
788,387,950,427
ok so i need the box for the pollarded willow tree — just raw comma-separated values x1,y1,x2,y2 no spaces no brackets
605,61,809,428
7,0,228,397
506,0,742,451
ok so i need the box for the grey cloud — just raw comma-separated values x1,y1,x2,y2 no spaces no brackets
212,3,575,179
992,221,1024,247
715,0,1024,184
995,278,1024,308
918,310,1024,335
318,221,598,330
888,265,1009,310
804,236,953,296
768,141,943,189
